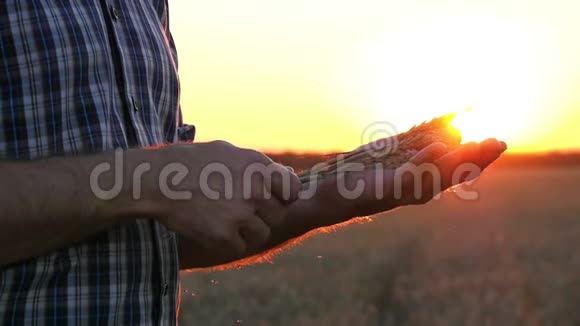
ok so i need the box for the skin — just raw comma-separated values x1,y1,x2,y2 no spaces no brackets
0,138,507,268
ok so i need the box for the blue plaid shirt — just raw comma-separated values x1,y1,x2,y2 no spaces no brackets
0,1,192,324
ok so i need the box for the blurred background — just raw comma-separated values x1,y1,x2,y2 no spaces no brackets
168,0,580,324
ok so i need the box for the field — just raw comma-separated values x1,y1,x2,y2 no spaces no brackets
179,161,580,325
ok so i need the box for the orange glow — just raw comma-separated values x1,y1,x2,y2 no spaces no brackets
450,107,524,144
170,0,580,153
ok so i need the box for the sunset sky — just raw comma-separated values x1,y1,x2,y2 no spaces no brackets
169,0,579,153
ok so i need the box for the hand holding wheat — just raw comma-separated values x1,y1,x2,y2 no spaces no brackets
298,113,463,183
293,113,507,217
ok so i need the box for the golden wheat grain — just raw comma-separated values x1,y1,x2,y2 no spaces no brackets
298,113,462,183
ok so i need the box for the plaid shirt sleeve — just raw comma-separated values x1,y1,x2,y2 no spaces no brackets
0,1,184,325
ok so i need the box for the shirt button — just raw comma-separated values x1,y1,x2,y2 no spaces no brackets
132,97,140,111
110,6,120,21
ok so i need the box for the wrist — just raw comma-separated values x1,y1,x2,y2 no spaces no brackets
122,147,170,220
83,148,164,221
116,145,202,222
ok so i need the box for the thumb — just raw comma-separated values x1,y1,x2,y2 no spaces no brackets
408,142,449,165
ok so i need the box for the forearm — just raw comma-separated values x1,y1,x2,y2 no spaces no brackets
0,151,143,266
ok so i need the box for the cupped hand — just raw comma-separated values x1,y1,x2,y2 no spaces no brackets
312,138,508,219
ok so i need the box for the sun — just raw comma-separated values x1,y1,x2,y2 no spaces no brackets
450,106,525,144
361,15,544,147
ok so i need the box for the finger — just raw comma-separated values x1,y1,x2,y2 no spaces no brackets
435,141,479,173
239,217,271,249
435,139,506,189
255,197,287,227
479,138,508,168
436,139,505,171
436,142,481,190
264,162,302,204
408,142,449,165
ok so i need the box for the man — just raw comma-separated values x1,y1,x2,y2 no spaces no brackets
0,1,507,325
